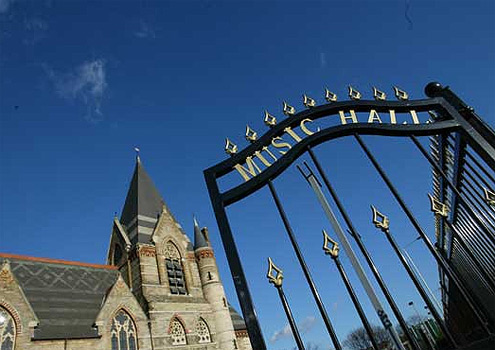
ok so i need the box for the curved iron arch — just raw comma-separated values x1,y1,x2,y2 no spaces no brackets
205,97,463,206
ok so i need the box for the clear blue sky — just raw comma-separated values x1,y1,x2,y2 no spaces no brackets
1,1,494,349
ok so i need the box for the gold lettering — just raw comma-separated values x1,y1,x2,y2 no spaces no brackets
254,151,272,167
300,118,320,135
389,110,397,124
367,110,383,123
409,110,420,124
262,146,278,162
271,136,292,155
234,156,263,181
339,110,358,124
283,127,303,142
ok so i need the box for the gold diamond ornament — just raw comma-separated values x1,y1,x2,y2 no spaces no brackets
428,194,449,218
266,257,284,287
373,87,387,101
245,125,258,143
224,138,238,155
283,101,296,116
322,230,339,258
303,94,316,108
371,205,390,231
325,88,337,102
348,85,362,100
393,86,409,100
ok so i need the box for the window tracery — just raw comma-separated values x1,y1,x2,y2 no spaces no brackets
164,241,187,295
0,307,15,350
170,319,187,345
196,318,211,344
111,310,138,350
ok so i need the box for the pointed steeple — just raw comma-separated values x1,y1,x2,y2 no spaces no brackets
120,156,165,244
193,216,208,250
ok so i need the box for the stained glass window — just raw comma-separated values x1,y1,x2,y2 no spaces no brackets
170,319,187,345
164,242,187,295
111,310,138,350
196,318,211,344
0,307,15,350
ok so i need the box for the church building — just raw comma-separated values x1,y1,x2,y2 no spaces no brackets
0,156,252,350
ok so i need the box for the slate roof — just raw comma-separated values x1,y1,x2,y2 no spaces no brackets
0,253,119,340
229,305,247,331
120,157,189,246
193,217,208,250
120,157,165,243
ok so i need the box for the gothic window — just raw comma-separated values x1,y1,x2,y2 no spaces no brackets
170,319,187,345
164,242,187,295
0,307,16,350
196,318,211,344
110,310,138,350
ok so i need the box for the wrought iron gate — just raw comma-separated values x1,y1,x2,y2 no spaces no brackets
204,82,495,350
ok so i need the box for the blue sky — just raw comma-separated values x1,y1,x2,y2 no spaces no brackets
1,1,494,349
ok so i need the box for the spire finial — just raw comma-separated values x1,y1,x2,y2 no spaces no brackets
134,147,140,162
193,215,208,249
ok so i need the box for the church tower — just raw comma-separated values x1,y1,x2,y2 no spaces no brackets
194,218,236,349
106,156,247,349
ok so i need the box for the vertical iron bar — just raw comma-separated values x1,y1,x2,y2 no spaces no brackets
355,133,492,336
382,227,458,348
204,171,267,349
277,285,306,350
443,219,495,291
267,180,342,350
403,249,444,315
410,135,495,243
307,147,421,350
333,256,380,350
300,168,406,350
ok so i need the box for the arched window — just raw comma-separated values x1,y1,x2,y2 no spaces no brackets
0,306,16,350
196,318,211,344
110,310,138,350
170,318,187,345
164,241,187,295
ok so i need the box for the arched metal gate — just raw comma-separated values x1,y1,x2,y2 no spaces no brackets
204,82,495,350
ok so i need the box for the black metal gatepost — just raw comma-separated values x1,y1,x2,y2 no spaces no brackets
204,82,495,350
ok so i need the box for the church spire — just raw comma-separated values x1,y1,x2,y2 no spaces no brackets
193,216,208,250
120,155,165,244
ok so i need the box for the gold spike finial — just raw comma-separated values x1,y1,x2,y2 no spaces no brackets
322,230,339,258
483,187,495,206
373,87,387,101
325,88,337,102
245,125,258,143
393,86,409,100
303,94,316,108
266,257,284,287
348,85,362,100
224,138,238,155
428,194,449,217
283,101,296,116
371,205,390,232
264,110,277,127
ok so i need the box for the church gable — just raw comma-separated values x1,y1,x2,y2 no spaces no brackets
95,275,151,349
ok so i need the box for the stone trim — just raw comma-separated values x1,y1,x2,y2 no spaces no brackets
235,330,249,338
0,253,117,270
195,249,214,261
138,245,156,258
0,300,22,334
